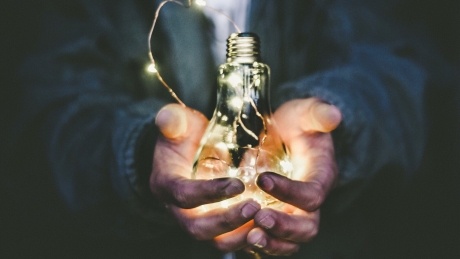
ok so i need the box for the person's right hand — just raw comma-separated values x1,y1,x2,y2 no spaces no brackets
150,104,261,251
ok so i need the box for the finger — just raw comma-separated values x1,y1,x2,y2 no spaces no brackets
247,228,299,256
275,98,342,135
171,199,261,241
307,98,342,133
254,208,319,243
158,177,245,209
155,104,187,139
257,172,327,212
152,104,208,178
213,220,255,252
275,130,337,210
155,103,208,141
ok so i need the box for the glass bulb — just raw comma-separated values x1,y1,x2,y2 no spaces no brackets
192,33,292,210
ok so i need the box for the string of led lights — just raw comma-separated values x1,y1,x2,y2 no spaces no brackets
147,0,241,106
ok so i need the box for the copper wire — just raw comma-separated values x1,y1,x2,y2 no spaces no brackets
148,0,241,106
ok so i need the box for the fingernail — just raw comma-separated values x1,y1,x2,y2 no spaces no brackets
259,215,275,229
248,230,267,249
241,202,260,219
222,179,244,196
257,173,275,191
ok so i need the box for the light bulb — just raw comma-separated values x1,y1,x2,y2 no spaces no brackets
192,33,292,210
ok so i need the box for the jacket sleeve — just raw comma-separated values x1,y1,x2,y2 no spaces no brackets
18,0,177,239
272,1,428,210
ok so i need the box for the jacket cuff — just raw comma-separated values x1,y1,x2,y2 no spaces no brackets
112,98,177,235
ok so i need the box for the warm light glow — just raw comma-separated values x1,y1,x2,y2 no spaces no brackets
280,159,294,174
227,73,243,87
146,63,158,73
195,0,206,7
228,168,238,177
229,96,243,109
254,78,261,87
215,142,228,151
226,143,237,149
220,199,230,208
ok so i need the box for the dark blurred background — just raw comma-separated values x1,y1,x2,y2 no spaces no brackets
1,0,459,258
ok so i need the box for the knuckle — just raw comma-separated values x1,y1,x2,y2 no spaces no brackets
310,225,319,239
172,184,190,208
220,210,238,230
306,194,322,211
303,220,319,241
274,221,290,237
185,222,207,241
304,182,325,211
286,245,300,256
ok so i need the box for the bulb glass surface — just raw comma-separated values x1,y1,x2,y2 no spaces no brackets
192,60,292,210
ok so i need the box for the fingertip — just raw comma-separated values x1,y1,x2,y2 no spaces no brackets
247,228,267,249
311,102,342,132
241,200,261,219
256,172,276,192
221,178,245,196
155,104,187,139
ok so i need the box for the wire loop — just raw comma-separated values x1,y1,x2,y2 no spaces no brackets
147,0,241,106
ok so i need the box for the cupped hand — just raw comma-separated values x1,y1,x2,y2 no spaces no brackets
247,98,342,256
150,104,261,251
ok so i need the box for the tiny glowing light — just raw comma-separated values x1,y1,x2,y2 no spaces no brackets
224,133,235,145
229,97,243,109
226,143,237,149
249,157,256,166
280,159,294,173
146,63,158,73
195,0,207,7
228,168,238,177
227,74,243,87
215,142,228,151
254,78,261,87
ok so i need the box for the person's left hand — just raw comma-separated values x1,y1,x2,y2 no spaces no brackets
245,98,342,256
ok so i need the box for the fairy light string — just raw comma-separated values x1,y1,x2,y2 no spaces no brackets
147,0,241,106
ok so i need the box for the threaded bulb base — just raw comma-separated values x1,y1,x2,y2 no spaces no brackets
226,32,261,64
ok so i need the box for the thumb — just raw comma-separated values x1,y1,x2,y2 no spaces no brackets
155,104,190,139
153,103,208,171
274,98,342,137
306,99,342,133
